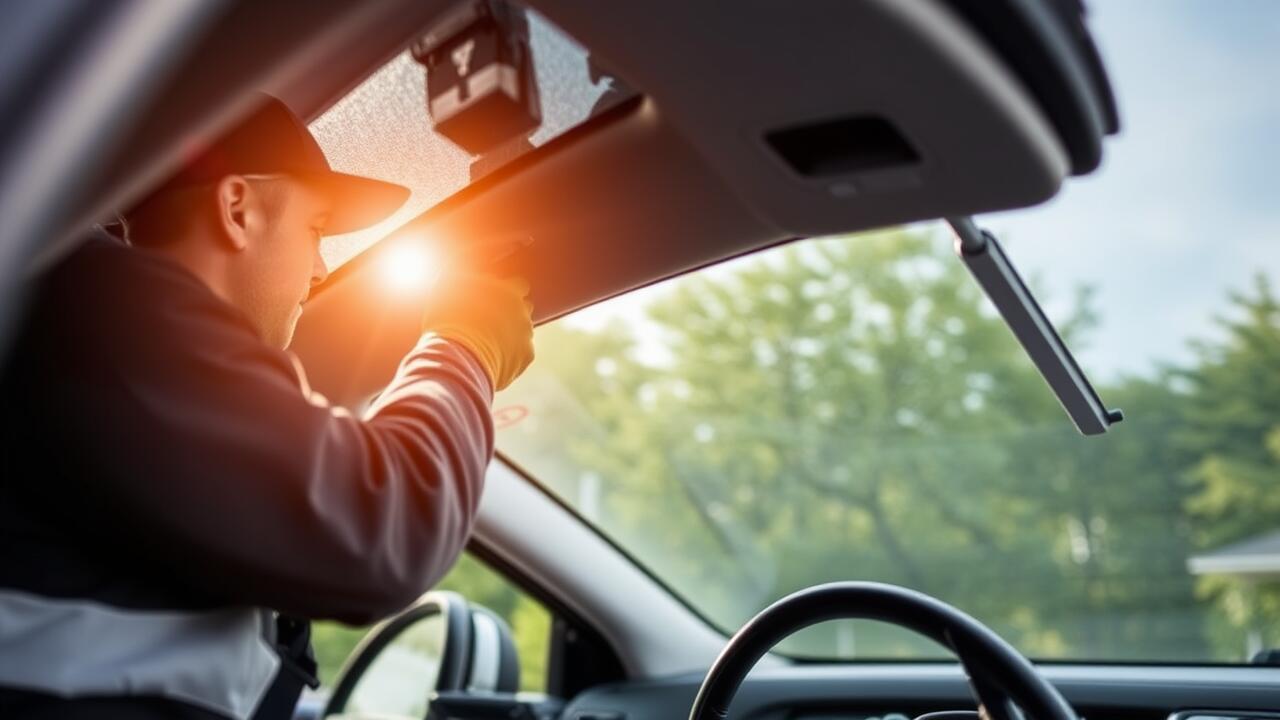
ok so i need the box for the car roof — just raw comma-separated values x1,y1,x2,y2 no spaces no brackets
4,0,1116,403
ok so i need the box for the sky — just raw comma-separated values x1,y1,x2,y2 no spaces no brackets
976,0,1280,380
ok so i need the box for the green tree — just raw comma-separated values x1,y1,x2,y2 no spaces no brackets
316,225,1276,688
505,227,1208,660
1179,276,1280,656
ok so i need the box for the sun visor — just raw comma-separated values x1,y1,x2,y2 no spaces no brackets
527,0,1117,236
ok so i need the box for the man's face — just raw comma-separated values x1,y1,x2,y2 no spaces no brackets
229,177,331,349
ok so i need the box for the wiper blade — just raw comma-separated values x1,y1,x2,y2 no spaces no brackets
1251,648,1280,666
948,216,1123,436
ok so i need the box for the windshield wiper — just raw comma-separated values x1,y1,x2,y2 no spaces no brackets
948,216,1123,436
1251,648,1280,666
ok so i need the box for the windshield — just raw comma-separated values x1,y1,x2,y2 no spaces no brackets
494,0,1280,663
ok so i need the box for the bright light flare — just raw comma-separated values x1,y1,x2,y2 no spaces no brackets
378,239,444,295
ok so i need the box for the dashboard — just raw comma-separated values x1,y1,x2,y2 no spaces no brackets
560,664,1280,720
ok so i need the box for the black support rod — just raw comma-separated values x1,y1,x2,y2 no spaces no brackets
948,216,1123,436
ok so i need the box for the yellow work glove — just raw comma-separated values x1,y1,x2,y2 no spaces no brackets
422,270,534,391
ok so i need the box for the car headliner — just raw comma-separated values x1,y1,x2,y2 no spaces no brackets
1,0,1118,683
283,0,1086,405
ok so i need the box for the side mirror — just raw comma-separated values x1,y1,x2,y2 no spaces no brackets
430,605,565,720
322,591,472,720
460,605,520,693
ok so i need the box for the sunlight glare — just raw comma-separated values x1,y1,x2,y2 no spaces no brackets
378,239,443,295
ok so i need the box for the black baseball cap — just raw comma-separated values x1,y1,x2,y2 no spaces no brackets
157,94,409,235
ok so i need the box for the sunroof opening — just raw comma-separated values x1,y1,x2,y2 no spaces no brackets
309,5,635,270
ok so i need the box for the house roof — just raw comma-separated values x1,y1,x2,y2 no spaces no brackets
1188,530,1280,578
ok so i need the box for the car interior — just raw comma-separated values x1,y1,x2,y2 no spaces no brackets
2,1,1278,720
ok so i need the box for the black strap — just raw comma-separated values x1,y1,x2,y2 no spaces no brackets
252,614,320,720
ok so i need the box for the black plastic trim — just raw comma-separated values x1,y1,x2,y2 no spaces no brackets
943,0,1120,175
466,529,628,694
491,452,733,639
562,665,1280,720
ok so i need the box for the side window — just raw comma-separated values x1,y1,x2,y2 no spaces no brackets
312,552,552,692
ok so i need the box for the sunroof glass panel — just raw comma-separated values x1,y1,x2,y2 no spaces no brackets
310,6,632,269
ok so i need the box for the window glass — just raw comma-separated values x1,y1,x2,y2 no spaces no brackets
312,553,552,692
493,0,1280,662
344,614,445,720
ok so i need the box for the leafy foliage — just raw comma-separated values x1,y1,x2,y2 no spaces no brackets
499,228,1275,661
1179,277,1280,655
316,227,1279,689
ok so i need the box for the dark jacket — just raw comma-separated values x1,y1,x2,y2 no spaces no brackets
0,233,496,719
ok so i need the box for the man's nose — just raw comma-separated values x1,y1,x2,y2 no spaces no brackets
311,249,330,287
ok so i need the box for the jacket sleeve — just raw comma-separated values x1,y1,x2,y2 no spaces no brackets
39,241,497,624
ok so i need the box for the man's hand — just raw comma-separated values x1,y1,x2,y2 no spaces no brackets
422,267,534,392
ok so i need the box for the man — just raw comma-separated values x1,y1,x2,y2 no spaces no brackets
0,95,534,719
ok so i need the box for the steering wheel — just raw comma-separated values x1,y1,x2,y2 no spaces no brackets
688,582,1078,720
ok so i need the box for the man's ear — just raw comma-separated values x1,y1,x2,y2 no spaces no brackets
214,175,252,252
